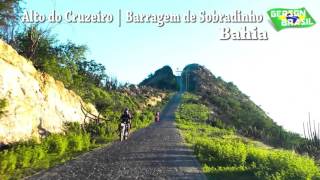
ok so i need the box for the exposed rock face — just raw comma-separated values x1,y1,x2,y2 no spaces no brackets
0,40,98,144
145,95,164,107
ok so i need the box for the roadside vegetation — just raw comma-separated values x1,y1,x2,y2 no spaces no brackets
2,2,320,179
0,2,173,178
176,93,320,180
0,38,172,178
181,64,303,150
0,93,170,179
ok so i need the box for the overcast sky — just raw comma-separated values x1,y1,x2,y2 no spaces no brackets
24,0,320,135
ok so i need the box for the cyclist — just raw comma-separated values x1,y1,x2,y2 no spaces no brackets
120,108,133,134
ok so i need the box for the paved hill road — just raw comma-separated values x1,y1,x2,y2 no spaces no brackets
27,93,206,180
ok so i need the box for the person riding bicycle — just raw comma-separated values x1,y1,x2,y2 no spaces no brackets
155,111,160,122
120,108,132,134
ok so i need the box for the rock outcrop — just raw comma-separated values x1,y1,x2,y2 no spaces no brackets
0,40,98,145
139,65,178,90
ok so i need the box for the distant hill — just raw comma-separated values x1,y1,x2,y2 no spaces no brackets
143,63,303,149
181,63,302,148
139,65,178,91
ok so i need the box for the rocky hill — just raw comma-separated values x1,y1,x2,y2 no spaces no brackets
181,64,302,148
0,40,98,145
144,63,302,149
139,65,178,91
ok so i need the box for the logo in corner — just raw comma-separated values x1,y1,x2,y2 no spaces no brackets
267,7,316,31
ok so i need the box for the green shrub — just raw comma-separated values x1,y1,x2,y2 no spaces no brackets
0,144,47,174
181,93,200,104
103,121,119,139
44,134,68,155
145,111,154,121
211,118,228,129
66,132,90,152
82,133,91,151
64,122,82,134
178,103,209,122
195,138,247,167
16,145,33,168
31,145,46,165
203,165,256,180
247,147,319,180
67,133,83,152
85,122,108,137
130,111,153,130
0,150,17,174
176,93,320,180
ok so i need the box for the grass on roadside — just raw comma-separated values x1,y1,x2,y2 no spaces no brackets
176,93,320,180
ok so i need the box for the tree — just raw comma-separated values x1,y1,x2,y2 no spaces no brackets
0,0,23,43
105,76,118,90
77,60,108,87
14,25,55,69
95,100,110,123
54,42,87,69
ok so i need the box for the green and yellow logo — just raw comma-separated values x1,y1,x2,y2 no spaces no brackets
267,8,316,31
